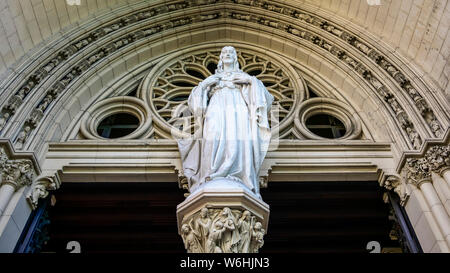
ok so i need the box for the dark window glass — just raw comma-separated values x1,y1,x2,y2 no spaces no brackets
186,69,205,79
306,114,346,139
97,113,139,139
127,87,138,97
207,62,216,74
309,90,319,98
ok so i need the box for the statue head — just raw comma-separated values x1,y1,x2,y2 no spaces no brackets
182,224,190,234
200,207,209,218
216,46,241,73
242,210,251,220
221,207,231,216
254,222,262,231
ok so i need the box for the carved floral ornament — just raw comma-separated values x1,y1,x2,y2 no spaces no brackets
404,145,450,187
0,0,444,150
0,147,35,190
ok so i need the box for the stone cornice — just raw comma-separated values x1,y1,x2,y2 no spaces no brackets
43,140,393,183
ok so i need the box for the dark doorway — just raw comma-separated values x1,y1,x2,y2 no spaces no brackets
40,181,400,253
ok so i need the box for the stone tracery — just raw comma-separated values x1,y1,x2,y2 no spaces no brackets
0,0,444,152
145,49,298,139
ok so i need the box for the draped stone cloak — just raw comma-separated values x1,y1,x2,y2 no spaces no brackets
177,74,273,195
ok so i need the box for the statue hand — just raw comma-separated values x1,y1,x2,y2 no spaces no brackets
232,73,252,84
200,76,219,89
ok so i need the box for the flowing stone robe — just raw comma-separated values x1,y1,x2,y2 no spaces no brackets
177,71,273,195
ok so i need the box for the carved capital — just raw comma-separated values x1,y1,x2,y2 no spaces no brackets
26,175,59,210
403,144,450,187
425,145,450,174
180,206,265,253
0,148,34,190
405,158,432,187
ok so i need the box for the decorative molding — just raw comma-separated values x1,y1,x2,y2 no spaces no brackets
0,140,40,191
0,0,444,151
403,144,450,187
43,140,393,183
180,206,265,253
0,0,190,133
8,1,215,148
229,0,444,140
226,7,424,149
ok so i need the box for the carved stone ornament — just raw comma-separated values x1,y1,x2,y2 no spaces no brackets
3,0,441,151
0,147,34,190
175,47,271,254
381,175,409,206
404,145,450,187
181,206,265,253
26,176,59,210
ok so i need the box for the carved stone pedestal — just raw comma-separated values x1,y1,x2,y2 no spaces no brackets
176,178,270,253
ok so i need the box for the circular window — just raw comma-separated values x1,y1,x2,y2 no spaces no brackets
97,113,140,139
305,114,346,139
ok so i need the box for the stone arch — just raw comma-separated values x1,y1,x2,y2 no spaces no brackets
0,1,446,163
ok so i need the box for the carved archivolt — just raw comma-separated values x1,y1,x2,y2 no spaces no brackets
80,96,152,140
0,0,445,151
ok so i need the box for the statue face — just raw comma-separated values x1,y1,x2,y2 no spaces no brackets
220,46,236,65
222,207,230,215
200,208,208,217
182,224,189,233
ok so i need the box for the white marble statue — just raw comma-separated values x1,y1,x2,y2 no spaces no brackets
177,46,274,197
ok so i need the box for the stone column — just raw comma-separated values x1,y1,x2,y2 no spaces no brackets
432,172,450,215
0,157,34,215
441,167,450,188
0,184,15,215
404,144,450,250
418,181,450,246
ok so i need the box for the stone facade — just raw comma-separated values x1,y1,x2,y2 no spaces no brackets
0,0,448,253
